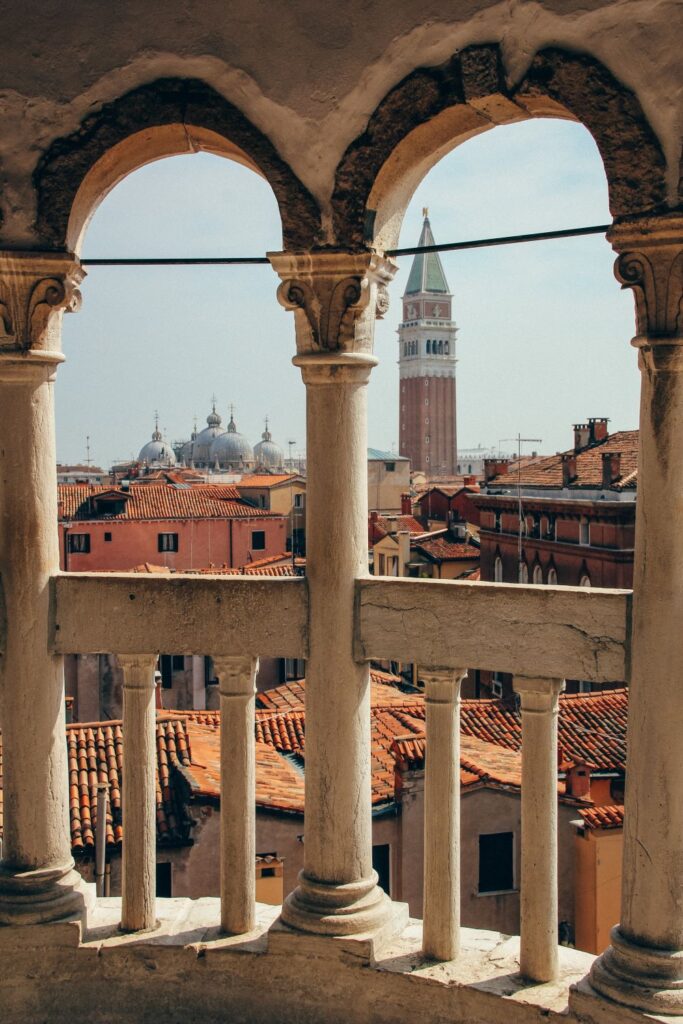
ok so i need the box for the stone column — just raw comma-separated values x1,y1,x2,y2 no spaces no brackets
0,252,88,925
214,655,258,935
422,668,466,961
269,250,397,939
513,676,565,982
119,654,158,932
590,215,683,1015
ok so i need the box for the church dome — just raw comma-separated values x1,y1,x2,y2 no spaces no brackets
210,413,254,469
192,404,226,466
138,422,176,466
254,419,284,470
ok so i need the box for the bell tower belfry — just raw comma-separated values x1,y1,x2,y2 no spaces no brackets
398,210,458,476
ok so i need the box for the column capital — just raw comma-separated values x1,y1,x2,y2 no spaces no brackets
214,655,258,698
608,215,683,345
0,251,84,374
268,250,397,360
422,667,467,703
118,654,158,690
513,676,565,712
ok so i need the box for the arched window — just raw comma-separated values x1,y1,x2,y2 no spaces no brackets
518,562,529,584
547,566,558,585
467,464,472,474
438,340,443,354
494,556,503,582
445,341,449,354
426,340,431,354
579,573,592,588
403,342,407,357
533,564,543,585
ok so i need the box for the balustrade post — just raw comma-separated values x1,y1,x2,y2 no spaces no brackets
214,655,258,935
422,667,466,961
513,675,565,983
588,215,683,1015
268,250,399,941
119,654,158,932
0,252,89,925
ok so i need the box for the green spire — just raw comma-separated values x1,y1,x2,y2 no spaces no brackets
404,211,449,295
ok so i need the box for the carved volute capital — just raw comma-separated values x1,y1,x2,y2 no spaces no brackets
608,217,683,351
268,251,397,359
0,252,84,366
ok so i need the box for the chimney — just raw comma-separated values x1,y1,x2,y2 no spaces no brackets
573,423,590,451
385,515,398,536
562,453,577,486
563,760,592,800
484,458,509,483
370,510,379,524
397,530,410,575
464,474,478,487
602,451,622,487
589,417,609,444
401,492,412,515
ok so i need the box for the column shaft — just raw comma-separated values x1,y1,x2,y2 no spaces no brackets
514,676,564,983
120,654,158,932
422,669,464,961
215,656,257,935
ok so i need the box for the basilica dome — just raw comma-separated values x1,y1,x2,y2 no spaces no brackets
138,423,176,466
191,405,225,466
254,419,284,470
210,413,254,469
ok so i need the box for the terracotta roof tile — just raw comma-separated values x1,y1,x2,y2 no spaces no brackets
579,804,624,830
486,430,638,491
412,533,480,561
59,482,274,521
236,474,302,489
255,671,411,712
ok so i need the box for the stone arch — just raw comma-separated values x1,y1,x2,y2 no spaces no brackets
33,77,322,253
332,45,669,250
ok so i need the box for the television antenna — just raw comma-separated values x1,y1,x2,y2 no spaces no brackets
499,434,542,580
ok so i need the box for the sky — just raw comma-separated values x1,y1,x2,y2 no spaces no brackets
58,118,639,470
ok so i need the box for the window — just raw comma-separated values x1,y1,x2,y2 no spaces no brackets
478,832,514,893
251,530,266,550
425,398,429,406
491,672,504,698
156,862,172,898
494,512,502,532
158,533,178,552
547,566,558,585
494,556,503,582
372,844,391,896
580,517,590,545
67,533,90,553
579,573,592,588
160,655,173,689
438,340,443,354
518,562,529,584
104,531,112,542
467,464,472,474
283,658,305,681
444,341,449,354
378,554,386,575
426,340,431,354
384,462,395,472
533,564,543,585
294,493,304,508
425,436,430,444
172,655,185,671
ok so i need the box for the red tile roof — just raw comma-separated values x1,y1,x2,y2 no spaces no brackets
411,532,480,562
236,474,302,489
579,804,624,830
59,482,274,521
370,514,425,543
486,431,639,491
255,671,411,712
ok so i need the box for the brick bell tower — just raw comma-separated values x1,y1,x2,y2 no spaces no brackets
398,210,458,477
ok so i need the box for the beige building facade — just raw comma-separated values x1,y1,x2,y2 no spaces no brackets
0,3,681,1022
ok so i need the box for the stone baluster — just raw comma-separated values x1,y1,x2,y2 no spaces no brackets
0,252,89,925
268,251,398,943
214,655,258,935
422,668,466,961
513,676,565,982
589,215,683,1016
119,654,158,932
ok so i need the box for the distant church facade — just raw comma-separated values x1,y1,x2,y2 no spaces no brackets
398,212,458,477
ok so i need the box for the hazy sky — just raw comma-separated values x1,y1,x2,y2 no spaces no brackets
58,118,639,470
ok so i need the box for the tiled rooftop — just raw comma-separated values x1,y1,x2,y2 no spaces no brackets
411,532,480,562
485,430,639,491
578,804,625,830
370,514,425,543
58,482,274,521
236,474,302,489
255,670,413,712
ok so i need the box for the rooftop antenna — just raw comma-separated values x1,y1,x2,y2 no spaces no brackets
499,433,542,580
85,435,92,468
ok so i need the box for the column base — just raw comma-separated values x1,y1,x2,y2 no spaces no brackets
272,871,407,962
588,926,683,1016
0,861,93,926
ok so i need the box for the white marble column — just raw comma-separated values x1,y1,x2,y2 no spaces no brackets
214,655,258,935
590,216,683,1015
119,654,158,932
422,668,466,961
514,676,564,982
269,251,397,938
0,252,89,924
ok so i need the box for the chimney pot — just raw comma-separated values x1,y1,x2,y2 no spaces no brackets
589,417,610,444
400,492,412,515
562,453,578,486
484,458,509,482
573,423,590,452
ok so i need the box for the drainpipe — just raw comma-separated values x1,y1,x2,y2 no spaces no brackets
95,782,109,897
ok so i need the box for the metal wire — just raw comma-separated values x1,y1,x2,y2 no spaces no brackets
81,223,610,266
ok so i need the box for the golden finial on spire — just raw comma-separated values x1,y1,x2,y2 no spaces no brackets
422,206,429,218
